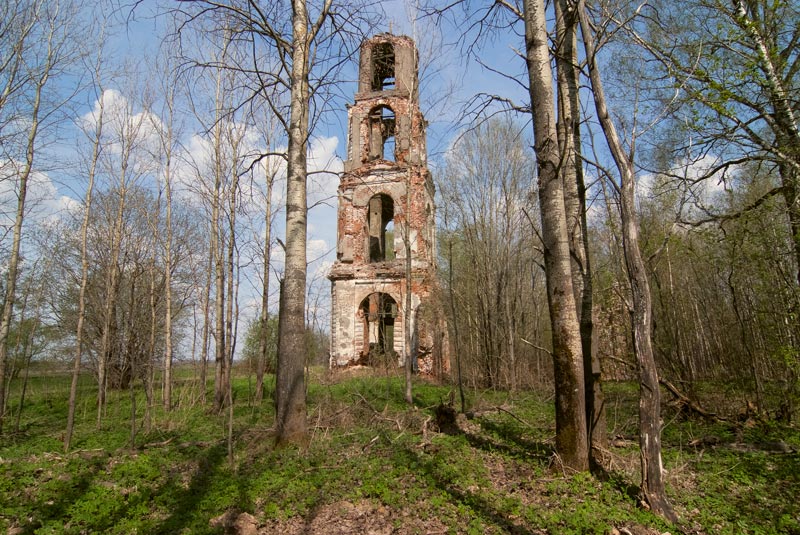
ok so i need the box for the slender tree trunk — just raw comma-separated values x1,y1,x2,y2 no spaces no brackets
211,103,226,413
223,156,239,408
620,174,676,522
227,246,241,464
65,86,104,451
579,3,676,520
199,240,213,404
275,0,317,446
504,287,517,392
145,259,158,433
256,166,274,403
446,214,466,413
163,130,174,411
523,0,588,472
555,0,606,463
0,64,48,435
128,272,140,449
212,169,226,413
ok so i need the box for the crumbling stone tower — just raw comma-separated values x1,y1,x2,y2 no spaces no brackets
329,34,446,375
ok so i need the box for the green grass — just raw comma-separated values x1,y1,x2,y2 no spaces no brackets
0,370,798,534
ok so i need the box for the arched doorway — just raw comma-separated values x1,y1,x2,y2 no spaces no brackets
358,292,398,362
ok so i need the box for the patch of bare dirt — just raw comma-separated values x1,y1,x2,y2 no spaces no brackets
213,501,450,535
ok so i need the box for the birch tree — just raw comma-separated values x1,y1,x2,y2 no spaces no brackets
631,0,800,285
0,0,85,434
150,55,181,412
64,70,105,451
422,0,599,470
174,0,380,445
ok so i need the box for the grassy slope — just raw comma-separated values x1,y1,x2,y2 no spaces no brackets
0,369,798,534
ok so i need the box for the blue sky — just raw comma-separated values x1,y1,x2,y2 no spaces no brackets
9,0,534,344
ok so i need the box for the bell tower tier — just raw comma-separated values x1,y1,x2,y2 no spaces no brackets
329,34,448,377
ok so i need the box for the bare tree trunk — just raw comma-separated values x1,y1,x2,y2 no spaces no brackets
0,55,47,435
621,173,676,522
554,0,605,464
255,163,274,403
65,80,104,451
211,68,227,412
127,271,140,449
199,241,213,404
523,0,588,472
227,246,241,464
212,159,226,413
162,111,175,412
578,3,676,521
145,258,158,433
223,206,235,406
276,0,328,446
446,211,466,413
223,147,240,409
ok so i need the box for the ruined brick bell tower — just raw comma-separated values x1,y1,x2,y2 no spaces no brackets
329,34,447,375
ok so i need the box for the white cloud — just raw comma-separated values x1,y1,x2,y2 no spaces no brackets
307,238,331,263
80,89,164,160
0,162,79,228
668,154,738,218
307,135,342,203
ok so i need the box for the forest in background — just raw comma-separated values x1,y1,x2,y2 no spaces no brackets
1,0,799,532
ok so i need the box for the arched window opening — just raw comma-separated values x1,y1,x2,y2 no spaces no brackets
367,193,394,262
372,42,395,91
368,106,396,162
359,292,398,361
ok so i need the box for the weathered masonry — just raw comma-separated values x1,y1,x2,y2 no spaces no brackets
329,34,448,376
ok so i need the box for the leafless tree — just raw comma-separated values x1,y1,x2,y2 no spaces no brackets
0,0,87,434
523,0,589,472
438,119,544,391
578,0,676,520
65,58,106,451
173,0,382,445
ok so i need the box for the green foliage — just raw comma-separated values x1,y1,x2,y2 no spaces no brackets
240,314,279,374
1,372,798,534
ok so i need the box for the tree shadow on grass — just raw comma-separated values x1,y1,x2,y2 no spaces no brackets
27,442,234,534
466,418,553,463
397,444,537,535
13,453,108,534
153,442,230,534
